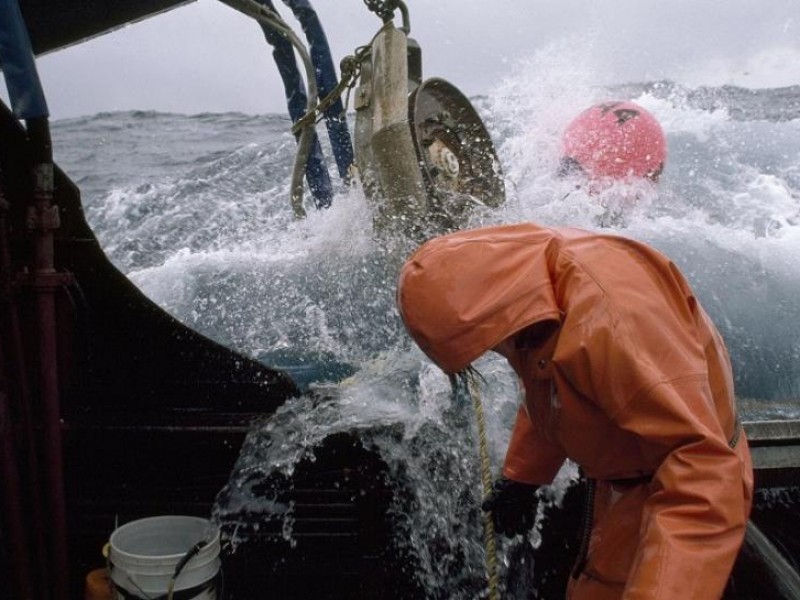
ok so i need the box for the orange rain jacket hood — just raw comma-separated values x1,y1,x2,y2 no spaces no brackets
397,223,753,600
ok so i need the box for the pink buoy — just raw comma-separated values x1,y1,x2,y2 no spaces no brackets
561,101,666,182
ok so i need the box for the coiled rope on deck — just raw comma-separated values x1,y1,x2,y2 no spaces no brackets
453,370,500,600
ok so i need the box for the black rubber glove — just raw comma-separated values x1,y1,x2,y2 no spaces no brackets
481,477,540,537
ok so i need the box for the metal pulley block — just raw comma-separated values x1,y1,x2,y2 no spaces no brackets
409,78,505,230
353,22,505,236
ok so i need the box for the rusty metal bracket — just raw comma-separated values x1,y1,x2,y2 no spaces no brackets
18,269,74,290
25,204,61,232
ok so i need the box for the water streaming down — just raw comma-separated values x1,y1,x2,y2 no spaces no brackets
52,53,800,597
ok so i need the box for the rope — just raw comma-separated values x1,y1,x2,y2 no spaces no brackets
466,375,501,600
221,0,318,218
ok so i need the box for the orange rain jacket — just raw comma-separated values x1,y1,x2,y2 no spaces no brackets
397,223,753,600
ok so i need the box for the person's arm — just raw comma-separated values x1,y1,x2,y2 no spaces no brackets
613,376,750,600
555,236,751,598
561,313,750,599
502,405,566,485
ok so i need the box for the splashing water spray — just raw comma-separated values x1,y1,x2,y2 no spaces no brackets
213,0,532,597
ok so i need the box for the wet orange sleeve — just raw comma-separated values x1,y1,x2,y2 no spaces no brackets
502,405,567,485
555,237,752,598
613,376,752,600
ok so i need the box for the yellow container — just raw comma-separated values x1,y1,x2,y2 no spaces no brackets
84,568,113,600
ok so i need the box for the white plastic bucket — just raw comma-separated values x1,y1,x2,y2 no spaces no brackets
108,515,220,600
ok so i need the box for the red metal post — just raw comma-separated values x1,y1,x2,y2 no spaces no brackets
0,194,36,600
26,118,70,600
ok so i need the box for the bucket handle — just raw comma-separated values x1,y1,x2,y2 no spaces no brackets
165,541,208,600
106,539,212,600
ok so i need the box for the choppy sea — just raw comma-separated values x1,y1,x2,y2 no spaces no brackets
51,77,800,597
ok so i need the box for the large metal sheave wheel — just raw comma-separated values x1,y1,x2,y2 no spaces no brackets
409,77,505,229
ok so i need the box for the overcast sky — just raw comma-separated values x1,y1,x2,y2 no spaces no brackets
6,0,800,119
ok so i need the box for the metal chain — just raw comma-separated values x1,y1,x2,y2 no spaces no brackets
291,45,370,136
362,0,398,22
362,0,410,33
289,0,411,136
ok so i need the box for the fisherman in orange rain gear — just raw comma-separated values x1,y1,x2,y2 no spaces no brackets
396,223,753,600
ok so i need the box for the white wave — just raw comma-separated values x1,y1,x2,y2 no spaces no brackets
682,45,800,89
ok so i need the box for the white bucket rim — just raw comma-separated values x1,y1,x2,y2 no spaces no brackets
109,515,220,562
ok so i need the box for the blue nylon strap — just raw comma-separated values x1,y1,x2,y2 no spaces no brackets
282,0,354,180
258,0,333,209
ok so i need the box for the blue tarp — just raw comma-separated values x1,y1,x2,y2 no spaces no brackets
0,0,49,119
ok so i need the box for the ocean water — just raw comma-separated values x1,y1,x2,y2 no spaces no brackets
51,79,800,597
